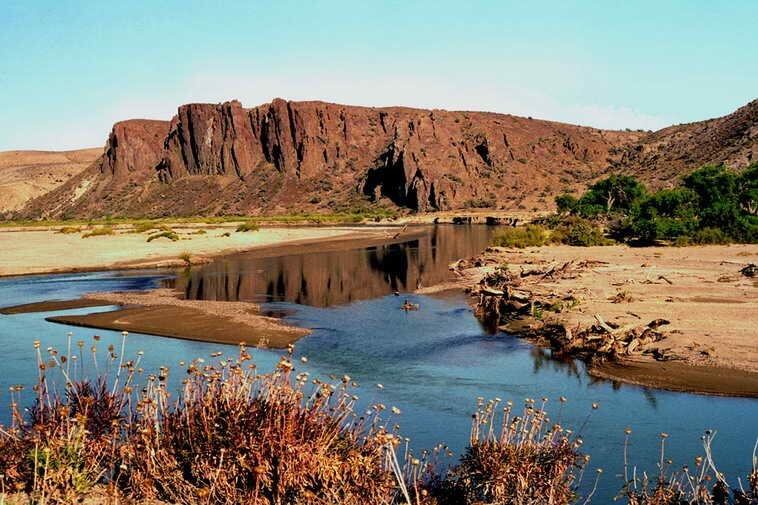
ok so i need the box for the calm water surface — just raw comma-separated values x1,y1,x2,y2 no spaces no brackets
0,225,756,503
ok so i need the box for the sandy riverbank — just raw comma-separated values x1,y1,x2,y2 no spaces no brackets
0,224,393,276
6,289,309,348
451,244,758,396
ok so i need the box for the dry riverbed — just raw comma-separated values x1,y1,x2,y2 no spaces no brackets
448,244,758,396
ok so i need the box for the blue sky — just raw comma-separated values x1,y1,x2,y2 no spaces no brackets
1,0,756,150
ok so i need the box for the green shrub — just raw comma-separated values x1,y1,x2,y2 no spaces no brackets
690,227,732,245
555,194,578,214
559,219,613,246
235,221,260,232
146,230,179,242
492,225,550,248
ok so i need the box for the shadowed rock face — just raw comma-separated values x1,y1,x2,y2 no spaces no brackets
19,98,757,218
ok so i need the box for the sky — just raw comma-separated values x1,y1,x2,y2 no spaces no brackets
1,0,757,151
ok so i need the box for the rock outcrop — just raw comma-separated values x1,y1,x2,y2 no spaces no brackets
18,97,757,218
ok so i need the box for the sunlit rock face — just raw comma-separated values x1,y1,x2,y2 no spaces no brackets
22,98,650,218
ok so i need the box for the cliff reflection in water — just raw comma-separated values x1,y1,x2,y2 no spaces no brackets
170,225,496,307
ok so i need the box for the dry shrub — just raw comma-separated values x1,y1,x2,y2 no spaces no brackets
56,226,82,234
0,342,126,503
146,230,180,242
622,430,758,505
119,350,399,504
0,337,409,505
235,221,260,232
425,398,587,505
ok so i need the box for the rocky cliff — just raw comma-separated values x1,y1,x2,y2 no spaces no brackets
19,98,757,218
21,99,644,218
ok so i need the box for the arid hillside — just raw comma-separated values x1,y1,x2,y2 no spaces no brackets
613,99,758,187
0,148,101,214
15,98,758,219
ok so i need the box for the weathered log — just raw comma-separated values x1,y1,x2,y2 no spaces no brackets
480,285,505,296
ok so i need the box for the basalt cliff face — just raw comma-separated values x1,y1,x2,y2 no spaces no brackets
19,98,758,218
20,99,642,218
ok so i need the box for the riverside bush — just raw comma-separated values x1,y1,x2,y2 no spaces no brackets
557,165,758,245
81,226,115,238
492,224,550,248
493,218,611,248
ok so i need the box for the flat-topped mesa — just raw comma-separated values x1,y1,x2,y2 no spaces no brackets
148,98,632,212
20,97,757,219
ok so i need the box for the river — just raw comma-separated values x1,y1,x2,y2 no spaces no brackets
0,224,755,503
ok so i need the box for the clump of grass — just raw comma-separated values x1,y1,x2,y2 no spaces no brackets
146,230,179,242
235,221,260,232
426,397,589,504
81,226,115,238
622,430,758,504
178,251,192,266
552,218,614,246
492,225,550,248
57,226,82,234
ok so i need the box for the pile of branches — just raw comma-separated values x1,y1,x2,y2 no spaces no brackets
542,316,669,362
472,263,668,362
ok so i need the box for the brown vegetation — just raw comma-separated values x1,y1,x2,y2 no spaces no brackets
1,336,756,504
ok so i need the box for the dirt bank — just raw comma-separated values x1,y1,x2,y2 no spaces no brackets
453,244,758,397
40,289,309,348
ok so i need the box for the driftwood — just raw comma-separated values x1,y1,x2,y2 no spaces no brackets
740,263,757,278
473,261,670,364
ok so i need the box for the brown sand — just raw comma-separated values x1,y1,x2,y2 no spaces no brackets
452,244,758,396
43,289,308,348
0,225,393,277
0,299,109,314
